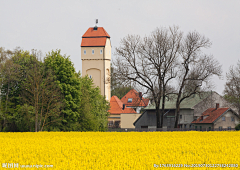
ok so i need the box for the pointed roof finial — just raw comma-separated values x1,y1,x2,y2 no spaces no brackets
94,19,98,30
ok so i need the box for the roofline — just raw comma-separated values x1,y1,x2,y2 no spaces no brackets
82,36,110,38
133,110,146,126
191,92,213,109
213,108,239,123
144,107,193,110
81,45,106,47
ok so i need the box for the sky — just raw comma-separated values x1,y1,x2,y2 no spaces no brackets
0,0,239,95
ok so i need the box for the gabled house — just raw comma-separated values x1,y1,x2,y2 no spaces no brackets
134,92,239,129
121,89,149,113
108,96,136,128
192,104,239,131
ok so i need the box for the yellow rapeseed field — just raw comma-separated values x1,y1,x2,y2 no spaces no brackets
0,131,239,170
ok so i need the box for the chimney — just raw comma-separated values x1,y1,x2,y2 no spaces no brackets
122,104,125,110
216,103,219,109
139,92,142,100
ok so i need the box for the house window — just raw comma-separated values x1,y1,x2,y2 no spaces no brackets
128,98,132,103
114,121,120,128
141,126,148,129
184,124,187,128
89,75,92,79
195,126,197,130
209,127,211,131
222,116,225,121
189,124,192,128
228,126,231,130
92,50,94,54
100,49,103,54
219,126,222,130
180,115,182,119
108,121,113,127
231,117,235,122
200,126,202,131
84,50,86,54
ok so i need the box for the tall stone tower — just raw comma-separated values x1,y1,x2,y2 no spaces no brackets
81,25,111,101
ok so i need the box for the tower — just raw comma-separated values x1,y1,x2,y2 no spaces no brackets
81,24,111,101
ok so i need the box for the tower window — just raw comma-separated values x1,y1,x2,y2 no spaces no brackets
100,49,102,54
84,50,86,54
92,50,94,54
89,75,92,79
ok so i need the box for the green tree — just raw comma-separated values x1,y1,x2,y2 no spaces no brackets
21,51,63,132
79,75,110,131
44,50,83,131
45,49,109,131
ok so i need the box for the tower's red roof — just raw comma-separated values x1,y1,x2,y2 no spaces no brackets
81,27,110,47
82,27,110,38
81,38,107,47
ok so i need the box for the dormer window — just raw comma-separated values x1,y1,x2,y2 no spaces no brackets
92,50,94,54
127,98,132,103
84,50,86,55
231,117,235,122
100,50,103,54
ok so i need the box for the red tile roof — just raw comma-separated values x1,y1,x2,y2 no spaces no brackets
121,89,149,107
192,108,229,124
109,96,136,115
82,27,110,38
81,27,110,47
81,38,107,47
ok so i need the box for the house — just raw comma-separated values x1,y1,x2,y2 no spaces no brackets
120,89,150,128
134,92,239,129
108,96,136,128
121,89,150,113
192,103,239,130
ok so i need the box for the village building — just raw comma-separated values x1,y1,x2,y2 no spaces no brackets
192,104,239,130
134,92,239,129
108,89,150,129
81,24,111,101
108,95,136,128
121,89,149,113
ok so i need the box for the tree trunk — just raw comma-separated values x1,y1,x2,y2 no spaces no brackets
174,104,180,128
156,104,161,129
3,82,10,128
161,95,166,128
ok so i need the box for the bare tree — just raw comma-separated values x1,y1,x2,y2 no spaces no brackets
114,26,182,128
174,31,222,128
224,60,240,114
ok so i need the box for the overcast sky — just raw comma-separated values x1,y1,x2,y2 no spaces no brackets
0,0,239,95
